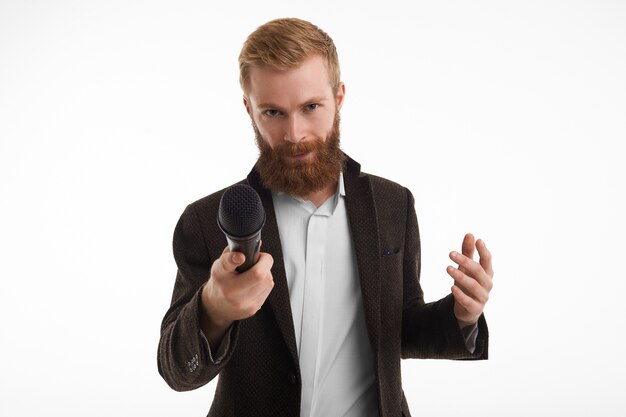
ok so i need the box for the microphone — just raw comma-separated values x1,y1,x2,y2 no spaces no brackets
217,184,266,273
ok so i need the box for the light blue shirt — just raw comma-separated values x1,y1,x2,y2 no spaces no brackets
272,172,379,417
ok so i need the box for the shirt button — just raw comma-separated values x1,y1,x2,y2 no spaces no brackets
287,373,297,385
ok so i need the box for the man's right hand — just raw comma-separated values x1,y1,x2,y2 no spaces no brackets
200,246,274,348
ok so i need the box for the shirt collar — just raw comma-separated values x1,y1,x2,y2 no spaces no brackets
337,171,346,197
273,172,346,216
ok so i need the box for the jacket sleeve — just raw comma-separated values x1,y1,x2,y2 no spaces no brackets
157,203,240,391
400,188,488,360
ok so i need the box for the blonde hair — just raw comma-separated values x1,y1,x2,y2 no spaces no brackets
239,18,341,95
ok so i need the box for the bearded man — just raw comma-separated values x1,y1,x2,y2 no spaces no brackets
158,17,494,417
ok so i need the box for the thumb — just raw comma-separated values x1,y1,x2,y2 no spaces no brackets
220,246,246,273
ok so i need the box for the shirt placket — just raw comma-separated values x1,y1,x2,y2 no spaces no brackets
299,211,327,417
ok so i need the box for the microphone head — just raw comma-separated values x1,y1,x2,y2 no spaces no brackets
218,184,265,238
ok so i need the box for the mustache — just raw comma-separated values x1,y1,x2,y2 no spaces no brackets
271,140,321,158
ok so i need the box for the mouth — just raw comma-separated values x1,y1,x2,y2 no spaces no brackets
286,151,312,162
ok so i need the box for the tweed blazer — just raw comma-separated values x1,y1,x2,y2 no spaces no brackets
158,155,488,417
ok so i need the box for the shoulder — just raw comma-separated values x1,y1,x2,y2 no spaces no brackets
343,153,415,210
364,172,405,192
177,179,248,234
361,171,414,205
173,180,248,259
185,179,248,215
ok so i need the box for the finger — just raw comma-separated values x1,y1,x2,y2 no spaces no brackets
446,265,472,297
450,251,491,284
253,252,274,276
238,268,274,310
237,278,274,319
449,251,492,290
447,265,489,304
476,239,494,277
250,277,275,308
451,285,482,317
461,233,475,261
238,252,274,286
220,246,246,274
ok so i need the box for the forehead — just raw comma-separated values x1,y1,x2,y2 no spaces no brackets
247,55,333,108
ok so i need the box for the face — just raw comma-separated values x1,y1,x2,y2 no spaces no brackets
243,55,346,197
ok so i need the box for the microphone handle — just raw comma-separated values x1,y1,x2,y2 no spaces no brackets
226,232,262,273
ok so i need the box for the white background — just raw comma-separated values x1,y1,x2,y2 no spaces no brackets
1,0,625,416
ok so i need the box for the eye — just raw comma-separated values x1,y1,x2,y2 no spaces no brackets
264,109,281,117
305,103,319,111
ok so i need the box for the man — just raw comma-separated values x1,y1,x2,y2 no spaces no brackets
158,17,493,417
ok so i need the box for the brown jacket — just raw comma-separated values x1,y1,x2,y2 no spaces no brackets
158,156,488,416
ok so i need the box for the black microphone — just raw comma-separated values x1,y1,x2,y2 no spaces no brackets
217,184,266,273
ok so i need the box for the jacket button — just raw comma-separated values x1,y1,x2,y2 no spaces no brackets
287,373,297,384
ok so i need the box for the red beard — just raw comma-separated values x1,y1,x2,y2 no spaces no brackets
254,113,346,198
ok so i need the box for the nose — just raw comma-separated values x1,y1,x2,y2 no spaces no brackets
284,114,306,143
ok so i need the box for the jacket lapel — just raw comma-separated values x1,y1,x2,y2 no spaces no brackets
343,157,382,354
246,167,300,369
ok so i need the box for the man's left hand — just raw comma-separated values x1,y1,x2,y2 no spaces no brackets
446,233,494,328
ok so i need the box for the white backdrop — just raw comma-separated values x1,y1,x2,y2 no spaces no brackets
1,1,625,416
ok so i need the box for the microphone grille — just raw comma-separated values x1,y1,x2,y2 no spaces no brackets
218,184,265,237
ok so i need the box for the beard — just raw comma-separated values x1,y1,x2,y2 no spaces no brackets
254,112,346,198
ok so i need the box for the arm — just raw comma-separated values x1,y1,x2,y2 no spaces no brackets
157,204,234,391
400,189,489,360
157,203,274,391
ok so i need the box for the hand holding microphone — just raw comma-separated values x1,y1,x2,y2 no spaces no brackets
200,185,275,346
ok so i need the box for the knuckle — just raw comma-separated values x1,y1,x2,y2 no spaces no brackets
233,299,248,312
246,268,258,280
467,297,478,308
259,251,272,263
245,305,260,317
224,291,239,306
253,268,267,282
210,261,221,277
454,268,464,280
262,274,274,287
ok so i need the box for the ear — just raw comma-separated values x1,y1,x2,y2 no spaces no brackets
243,95,251,116
335,82,346,111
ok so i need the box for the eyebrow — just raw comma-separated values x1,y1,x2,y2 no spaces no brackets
256,96,329,111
